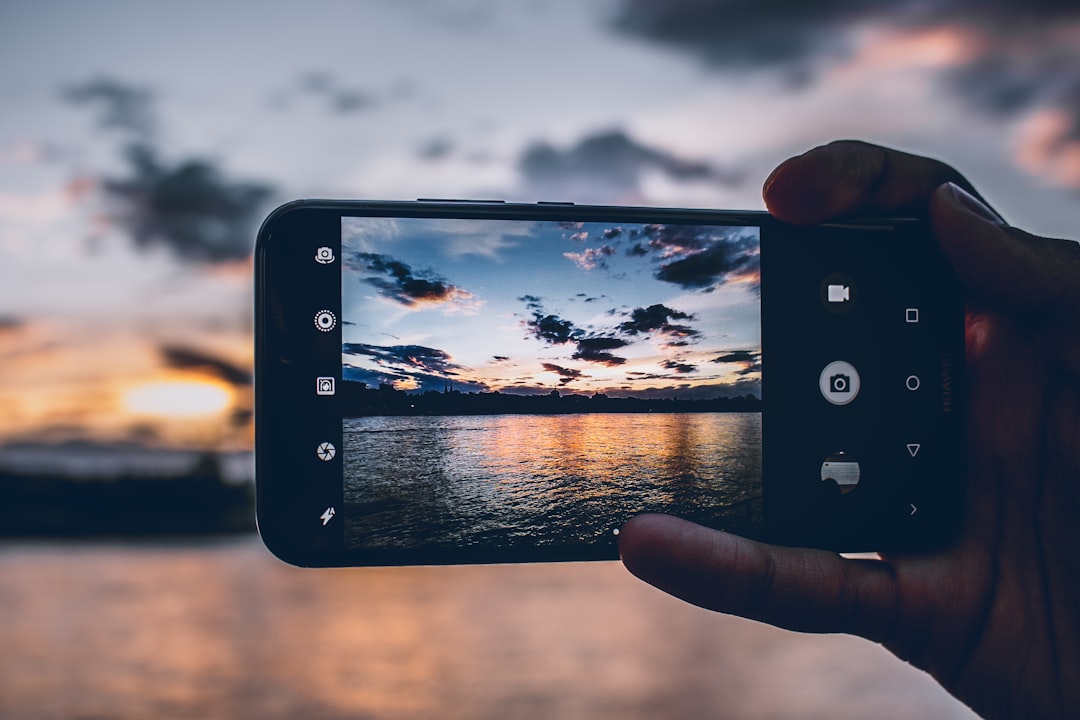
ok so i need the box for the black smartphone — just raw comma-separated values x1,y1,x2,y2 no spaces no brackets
255,200,964,567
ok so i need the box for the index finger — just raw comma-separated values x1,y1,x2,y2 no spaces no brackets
763,140,991,224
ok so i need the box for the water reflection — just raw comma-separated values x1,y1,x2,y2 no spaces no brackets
0,538,977,719
343,413,762,551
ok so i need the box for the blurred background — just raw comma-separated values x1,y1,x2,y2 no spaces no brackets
1,1,1077,718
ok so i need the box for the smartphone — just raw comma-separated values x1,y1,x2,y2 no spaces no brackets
255,200,965,567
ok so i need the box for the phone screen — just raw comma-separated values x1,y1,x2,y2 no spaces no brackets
338,216,762,554
256,201,964,566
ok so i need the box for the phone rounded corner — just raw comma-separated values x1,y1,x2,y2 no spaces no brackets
254,521,312,568
255,199,312,254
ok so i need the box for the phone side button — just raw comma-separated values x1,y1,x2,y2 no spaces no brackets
416,198,506,203
536,201,575,206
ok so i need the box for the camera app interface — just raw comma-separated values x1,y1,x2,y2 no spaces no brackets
339,217,762,552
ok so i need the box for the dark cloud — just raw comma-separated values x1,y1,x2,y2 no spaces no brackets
418,136,454,160
64,78,275,263
662,360,698,374
159,344,252,386
712,350,759,363
618,304,700,339
517,294,544,311
611,1,1080,152
519,128,742,201
492,355,510,362
0,316,23,333
343,343,466,378
525,312,579,345
602,227,625,240
624,223,762,287
523,299,630,366
63,78,156,136
541,362,587,386
297,71,376,114
103,144,273,263
348,252,473,307
712,350,761,376
571,336,629,366
653,231,760,290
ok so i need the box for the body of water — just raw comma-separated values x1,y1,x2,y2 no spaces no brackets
343,413,761,554
0,537,978,720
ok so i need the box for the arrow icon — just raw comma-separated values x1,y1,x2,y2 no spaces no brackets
910,504,917,516
907,443,921,457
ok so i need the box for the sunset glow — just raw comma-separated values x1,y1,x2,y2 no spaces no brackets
122,379,235,418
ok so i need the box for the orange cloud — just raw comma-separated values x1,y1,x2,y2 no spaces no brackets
1014,109,1080,189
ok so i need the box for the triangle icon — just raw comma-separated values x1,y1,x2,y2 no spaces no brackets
907,443,921,457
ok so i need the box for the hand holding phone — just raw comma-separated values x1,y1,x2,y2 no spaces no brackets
620,141,1080,720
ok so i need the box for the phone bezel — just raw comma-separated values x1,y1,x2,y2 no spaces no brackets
255,200,965,567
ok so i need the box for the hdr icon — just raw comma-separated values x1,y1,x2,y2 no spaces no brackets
316,377,336,396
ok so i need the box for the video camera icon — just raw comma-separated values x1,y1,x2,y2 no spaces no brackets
820,273,857,314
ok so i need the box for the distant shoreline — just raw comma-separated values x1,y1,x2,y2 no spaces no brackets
340,382,761,417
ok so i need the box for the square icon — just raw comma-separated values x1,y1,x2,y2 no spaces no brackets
316,376,336,396
905,308,919,323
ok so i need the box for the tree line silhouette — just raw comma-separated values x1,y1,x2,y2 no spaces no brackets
340,380,761,417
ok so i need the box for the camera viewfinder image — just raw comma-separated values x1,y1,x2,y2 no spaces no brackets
339,216,763,552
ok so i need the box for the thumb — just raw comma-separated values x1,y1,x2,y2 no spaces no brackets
931,182,1080,376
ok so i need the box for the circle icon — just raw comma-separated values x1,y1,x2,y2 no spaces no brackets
315,246,335,264
316,442,336,462
820,273,857,314
314,310,336,332
819,360,861,405
905,374,921,391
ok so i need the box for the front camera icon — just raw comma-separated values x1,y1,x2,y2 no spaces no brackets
314,310,336,332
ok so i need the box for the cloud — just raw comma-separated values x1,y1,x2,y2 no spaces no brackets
0,316,24,333
521,298,630,366
342,342,491,393
643,226,760,291
347,252,475,308
297,71,376,113
517,294,544,311
63,78,156,136
610,1,1080,186
662,359,698,374
343,342,464,376
518,128,742,201
563,245,616,271
712,349,761,376
571,336,629,366
541,362,587,386
525,311,579,345
100,144,274,263
618,303,701,340
159,344,252,386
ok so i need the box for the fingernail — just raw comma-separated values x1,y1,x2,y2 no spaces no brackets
940,182,1005,224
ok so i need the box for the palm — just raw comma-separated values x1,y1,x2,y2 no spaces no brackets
884,311,1080,719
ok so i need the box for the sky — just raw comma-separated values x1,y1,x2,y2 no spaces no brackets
341,217,761,399
0,0,1077,450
